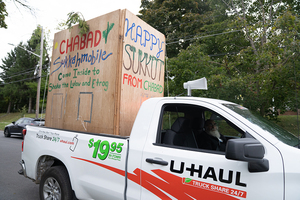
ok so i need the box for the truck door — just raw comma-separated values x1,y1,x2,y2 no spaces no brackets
140,102,284,200
68,134,129,200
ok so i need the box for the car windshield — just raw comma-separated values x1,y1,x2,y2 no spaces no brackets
15,118,23,124
32,119,45,126
223,104,299,148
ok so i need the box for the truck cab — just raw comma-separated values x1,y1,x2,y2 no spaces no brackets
126,97,300,199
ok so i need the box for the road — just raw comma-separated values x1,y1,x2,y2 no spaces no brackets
0,131,39,200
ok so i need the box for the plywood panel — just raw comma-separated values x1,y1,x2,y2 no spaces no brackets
46,10,123,134
77,92,93,122
46,93,64,128
119,10,166,136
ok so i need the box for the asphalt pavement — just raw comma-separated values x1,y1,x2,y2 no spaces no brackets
0,131,39,200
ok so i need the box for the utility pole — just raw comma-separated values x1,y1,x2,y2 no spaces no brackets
36,27,44,119
8,26,44,118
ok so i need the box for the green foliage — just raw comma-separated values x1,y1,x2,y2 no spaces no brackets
139,0,217,58
226,9,300,117
65,12,89,36
140,0,300,119
0,25,50,113
277,115,300,136
0,0,34,29
29,25,49,62
19,105,27,117
167,45,214,96
0,0,8,28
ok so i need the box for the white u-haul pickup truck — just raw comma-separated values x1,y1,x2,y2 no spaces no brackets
19,96,300,200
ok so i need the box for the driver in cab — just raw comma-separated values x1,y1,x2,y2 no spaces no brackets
197,119,227,151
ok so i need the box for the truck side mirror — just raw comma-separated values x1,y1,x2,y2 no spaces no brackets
225,138,269,173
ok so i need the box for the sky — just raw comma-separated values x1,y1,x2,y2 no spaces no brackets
0,0,142,67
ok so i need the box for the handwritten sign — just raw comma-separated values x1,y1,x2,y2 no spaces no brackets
45,9,165,136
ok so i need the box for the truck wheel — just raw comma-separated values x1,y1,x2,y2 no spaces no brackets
39,166,73,200
4,129,11,137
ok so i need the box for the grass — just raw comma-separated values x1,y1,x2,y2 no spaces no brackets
277,115,300,136
0,113,37,131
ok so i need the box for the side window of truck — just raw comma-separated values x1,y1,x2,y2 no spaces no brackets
161,111,185,130
204,111,243,139
158,104,245,152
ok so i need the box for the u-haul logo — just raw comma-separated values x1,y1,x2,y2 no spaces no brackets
72,156,248,200
170,160,247,187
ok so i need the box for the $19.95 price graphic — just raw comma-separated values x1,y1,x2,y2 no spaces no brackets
88,138,124,161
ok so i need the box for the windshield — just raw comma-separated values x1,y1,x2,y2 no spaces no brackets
223,104,299,147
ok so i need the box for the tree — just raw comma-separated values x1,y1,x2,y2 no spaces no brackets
167,45,215,96
0,25,49,113
140,0,300,118
0,0,33,28
144,0,300,118
56,12,89,36
138,0,217,58
0,43,37,112
0,49,19,112
139,0,239,98
218,0,300,117
0,0,8,28
26,25,50,113
0,83,19,113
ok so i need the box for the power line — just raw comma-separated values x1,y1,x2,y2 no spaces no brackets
0,76,38,86
0,66,36,76
0,66,48,81
166,29,241,45
153,12,229,32
166,25,240,43
162,10,279,45
0,75,48,86
208,51,239,57
151,0,284,34
1,70,35,80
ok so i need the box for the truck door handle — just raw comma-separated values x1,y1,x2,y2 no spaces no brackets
146,158,168,166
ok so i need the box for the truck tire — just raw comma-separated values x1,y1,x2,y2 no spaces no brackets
39,166,73,200
4,129,11,137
